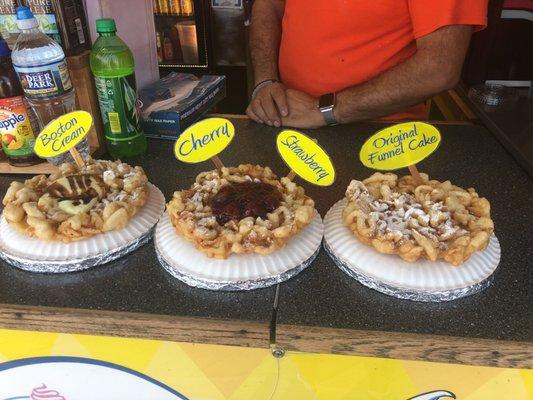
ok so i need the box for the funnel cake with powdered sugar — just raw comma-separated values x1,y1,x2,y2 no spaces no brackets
342,172,494,265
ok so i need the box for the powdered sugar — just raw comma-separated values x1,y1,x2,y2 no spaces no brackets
103,170,116,183
191,191,205,208
197,216,216,227
108,191,128,202
351,182,466,246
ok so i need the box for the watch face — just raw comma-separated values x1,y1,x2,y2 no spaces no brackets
319,93,335,108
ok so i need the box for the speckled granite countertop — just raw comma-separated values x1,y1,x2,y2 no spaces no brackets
0,119,531,341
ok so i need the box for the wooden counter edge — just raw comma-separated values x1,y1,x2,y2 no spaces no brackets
208,113,474,125
276,323,532,369
0,303,530,369
0,303,270,350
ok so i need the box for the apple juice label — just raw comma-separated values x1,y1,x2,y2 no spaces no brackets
13,59,72,98
0,95,36,156
94,73,143,141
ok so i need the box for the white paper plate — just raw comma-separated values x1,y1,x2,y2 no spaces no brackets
324,199,501,302
0,183,165,273
155,211,324,291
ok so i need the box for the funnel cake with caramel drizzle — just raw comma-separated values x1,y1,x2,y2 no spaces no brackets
2,158,148,242
167,164,315,259
342,172,494,265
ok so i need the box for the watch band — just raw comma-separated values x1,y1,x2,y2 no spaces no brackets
319,93,338,126
320,106,337,126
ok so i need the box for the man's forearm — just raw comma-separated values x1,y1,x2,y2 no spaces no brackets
250,0,285,85
335,25,473,123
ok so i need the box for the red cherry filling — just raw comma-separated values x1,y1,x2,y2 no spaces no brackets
210,181,282,225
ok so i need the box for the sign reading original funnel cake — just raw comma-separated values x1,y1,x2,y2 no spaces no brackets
323,122,501,302
155,119,325,290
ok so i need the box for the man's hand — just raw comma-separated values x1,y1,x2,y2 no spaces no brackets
281,89,325,129
246,82,288,127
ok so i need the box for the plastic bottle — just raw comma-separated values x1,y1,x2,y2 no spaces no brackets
180,0,194,17
170,0,181,15
0,38,40,166
163,27,175,61
11,6,89,165
90,18,146,159
156,31,163,63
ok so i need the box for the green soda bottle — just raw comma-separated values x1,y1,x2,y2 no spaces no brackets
90,18,146,159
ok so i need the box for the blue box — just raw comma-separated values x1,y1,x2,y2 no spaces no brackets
139,73,226,140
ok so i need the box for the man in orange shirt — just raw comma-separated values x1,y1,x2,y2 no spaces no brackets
246,0,488,128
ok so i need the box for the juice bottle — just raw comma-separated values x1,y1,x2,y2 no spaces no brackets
0,37,40,166
90,18,146,159
169,0,181,15
158,0,169,15
180,0,193,17
156,31,163,63
163,27,175,61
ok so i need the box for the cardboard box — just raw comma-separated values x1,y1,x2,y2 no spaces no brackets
139,74,226,140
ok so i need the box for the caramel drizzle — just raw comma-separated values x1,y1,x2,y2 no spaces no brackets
46,175,104,200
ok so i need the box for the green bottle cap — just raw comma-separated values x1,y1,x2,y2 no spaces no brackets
96,18,116,33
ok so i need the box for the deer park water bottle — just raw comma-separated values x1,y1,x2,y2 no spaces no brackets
11,6,89,165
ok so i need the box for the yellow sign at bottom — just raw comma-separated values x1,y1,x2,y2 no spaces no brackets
276,129,335,186
33,110,92,158
0,329,530,399
360,121,441,170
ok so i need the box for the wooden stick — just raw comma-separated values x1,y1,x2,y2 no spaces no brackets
408,164,422,186
211,155,224,171
69,147,85,169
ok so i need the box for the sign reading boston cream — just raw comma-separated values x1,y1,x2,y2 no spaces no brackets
174,117,235,163
360,122,441,170
277,130,335,186
34,110,92,158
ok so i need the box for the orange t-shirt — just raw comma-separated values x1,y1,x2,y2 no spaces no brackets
279,0,488,120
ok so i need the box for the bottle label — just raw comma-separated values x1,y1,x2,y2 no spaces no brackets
25,0,62,44
14,59,72,98
74,18,86,44
0,14,18,35
94,73,143,141
0,95,36,157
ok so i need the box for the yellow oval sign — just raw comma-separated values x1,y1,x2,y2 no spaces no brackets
276,129,335,186
174,117,235,163
34,110,93,158
359,122,441,170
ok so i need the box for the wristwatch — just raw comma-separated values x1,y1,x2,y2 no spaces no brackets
319,93,337,126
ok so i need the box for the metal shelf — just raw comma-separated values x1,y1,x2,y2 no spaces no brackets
154,13,194,18
158,62,208,68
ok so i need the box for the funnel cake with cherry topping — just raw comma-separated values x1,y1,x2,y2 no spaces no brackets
167,164,315,258
342,172,494,265
2,158,148,242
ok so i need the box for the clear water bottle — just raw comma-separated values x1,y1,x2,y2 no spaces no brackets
11,6,89,165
